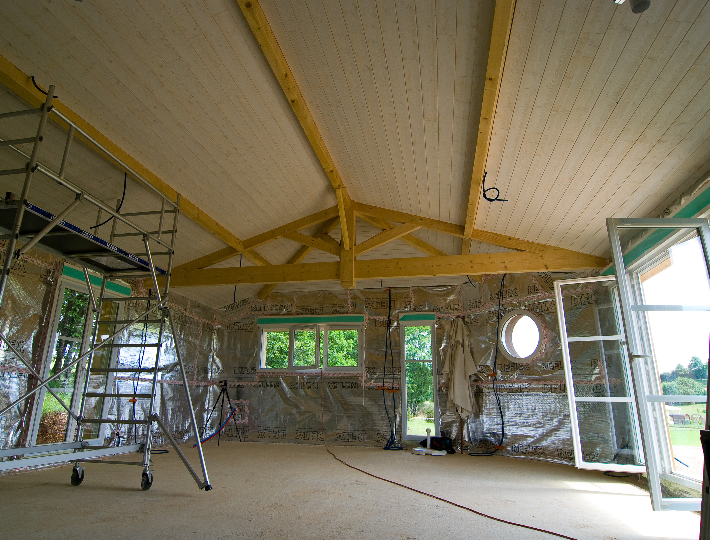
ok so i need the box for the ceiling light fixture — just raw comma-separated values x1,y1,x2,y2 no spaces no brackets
613,0,651,13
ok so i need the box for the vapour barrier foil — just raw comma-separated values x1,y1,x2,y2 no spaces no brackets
0,251,60,450
2,249,630,470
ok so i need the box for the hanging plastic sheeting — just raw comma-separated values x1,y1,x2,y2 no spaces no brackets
441,318,477,420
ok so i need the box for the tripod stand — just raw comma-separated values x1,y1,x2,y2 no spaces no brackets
202,380,241,445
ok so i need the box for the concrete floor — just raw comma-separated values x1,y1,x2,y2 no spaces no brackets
0,441,701,540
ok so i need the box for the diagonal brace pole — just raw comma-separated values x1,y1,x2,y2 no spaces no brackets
167,308,211,489
0,332,78,421
0,301,167,417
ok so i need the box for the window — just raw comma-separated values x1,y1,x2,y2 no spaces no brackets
258,316,363,371
499,309,544,363
29,265,129,446
399,313,438,440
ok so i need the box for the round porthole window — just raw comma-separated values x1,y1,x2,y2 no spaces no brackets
499,309,544,363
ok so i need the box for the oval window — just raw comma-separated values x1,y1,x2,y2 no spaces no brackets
499,310,543,363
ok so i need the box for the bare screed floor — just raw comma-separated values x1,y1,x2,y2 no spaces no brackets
0,441,701,539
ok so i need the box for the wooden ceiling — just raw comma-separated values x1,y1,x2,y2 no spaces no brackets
0,0,708,308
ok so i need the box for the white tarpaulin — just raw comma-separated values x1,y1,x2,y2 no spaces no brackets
442,318,478,420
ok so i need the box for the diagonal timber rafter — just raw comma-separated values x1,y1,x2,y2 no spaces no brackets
462,0,517,254
236,0,352,247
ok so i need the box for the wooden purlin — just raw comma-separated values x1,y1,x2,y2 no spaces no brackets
171,249,607,287
0,54,265,265
462,0,517,253
236,0,350,201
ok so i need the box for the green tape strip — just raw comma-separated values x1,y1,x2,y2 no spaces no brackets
602,183,710,276
399,313,436,322
62,265,131,296
257,315,364,325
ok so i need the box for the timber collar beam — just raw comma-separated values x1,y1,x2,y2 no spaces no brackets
171,250,607,287
172,201,606,286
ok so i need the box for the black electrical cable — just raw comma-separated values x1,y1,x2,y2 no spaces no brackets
91,172,127,229
318,355,578,540
470,273,506,456
382,287,402,450
466,275,476,288
481,171,508,202
30,76,58,98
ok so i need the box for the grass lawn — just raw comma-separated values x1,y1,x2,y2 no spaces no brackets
406,416,435,437
666,403,706,447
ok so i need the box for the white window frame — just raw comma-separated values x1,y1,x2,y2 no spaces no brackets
258,316,363,373
555,275,644,474
27,267,128,446
608,217,710,512
399,314,439,441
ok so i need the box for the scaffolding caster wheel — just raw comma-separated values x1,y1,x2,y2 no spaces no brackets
70,466,84,486
141,470,153,491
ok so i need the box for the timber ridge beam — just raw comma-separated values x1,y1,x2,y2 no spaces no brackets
170,250,608,287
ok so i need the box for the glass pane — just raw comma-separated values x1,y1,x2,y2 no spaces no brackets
37,288,89,445
406,361,433,437
641,236,710,307
405,326,432,361
293,329,316,367
326,329,358,367
577,401,644,466
56,289,89,339
559,282,620,337
265,331,289,368
568,341,631,398
84,301,119,439
37,339,81,444
662,400,705,482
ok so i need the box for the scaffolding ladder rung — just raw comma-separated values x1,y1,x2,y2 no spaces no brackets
104,271,158,278
119,210,177,217
130,252,171,257
85,393,153,399
99,319,163,324
0,167,27,176
0,137,36,147
99,343,161,348
112,230,175,238
90,367,156,373
0,108,40,120
102,296,159,301
81,419,150,425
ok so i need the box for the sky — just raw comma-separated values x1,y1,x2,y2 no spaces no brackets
641,236,710,375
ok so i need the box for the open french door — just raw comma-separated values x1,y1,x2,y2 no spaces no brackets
555,275,645,473
608,218,710,512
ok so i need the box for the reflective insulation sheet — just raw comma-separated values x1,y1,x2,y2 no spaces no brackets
0,249,61,450
1,257,612,468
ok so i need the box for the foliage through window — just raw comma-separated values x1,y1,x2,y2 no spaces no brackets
260,321,361,371
401,322,437,439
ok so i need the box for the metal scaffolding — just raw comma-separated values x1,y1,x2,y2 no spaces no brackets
0,85,210,491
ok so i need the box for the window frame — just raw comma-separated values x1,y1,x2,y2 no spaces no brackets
27,267,128,445
258,316,363,373
399,314,439,441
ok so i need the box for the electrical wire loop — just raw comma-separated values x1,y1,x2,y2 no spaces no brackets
481,172,508,202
